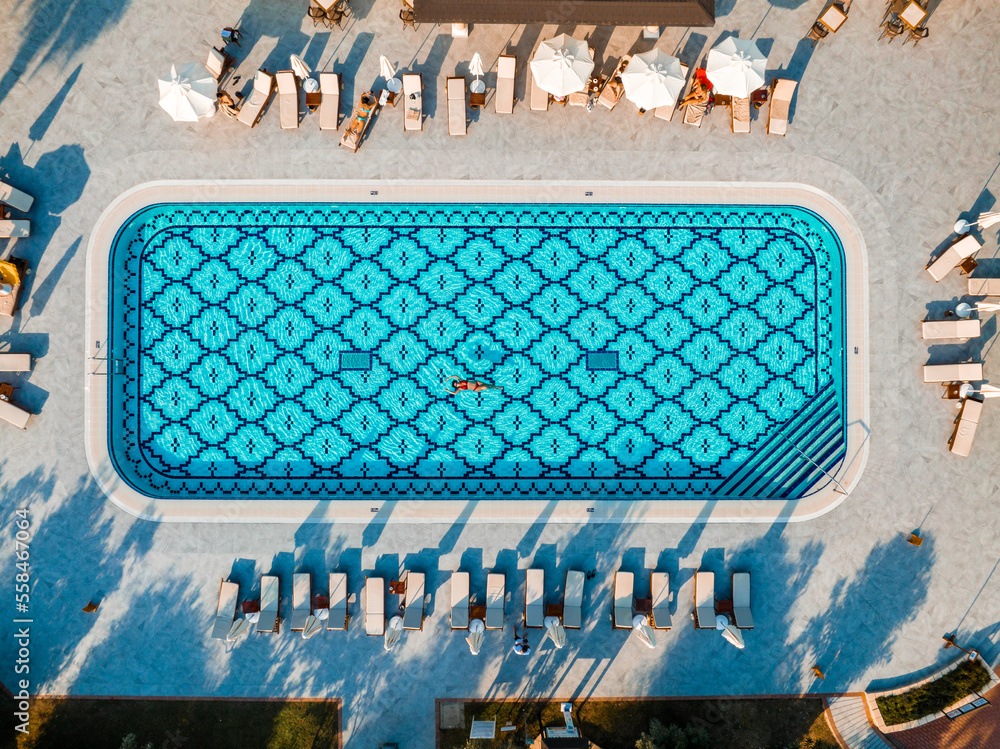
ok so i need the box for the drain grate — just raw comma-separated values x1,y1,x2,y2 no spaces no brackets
587,351,619,371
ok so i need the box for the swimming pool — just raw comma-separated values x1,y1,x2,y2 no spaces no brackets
86,182,868,522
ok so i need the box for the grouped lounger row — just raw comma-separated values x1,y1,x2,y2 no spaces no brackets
213,567,755,640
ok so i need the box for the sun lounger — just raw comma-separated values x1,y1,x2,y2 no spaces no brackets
695,571,715,628
340,92,378,151
276,71,299,130
257,575,279,633
0,221,30,239
732,95,751,133
767,78,797,136
0,181,34,213
211,580,240,639
525,569,544,628
732,572,754,629
651,572,671,629
923,362,983,383
486,573,504,629
447,77,467,136
0,399,30,429
495,55,516,114
950,396,984,457
568,90,588,107
327,572,348,630
402,571,425,630
319,73,340,131
403,73,422,132
237,70,275,128
927,235,983,282
654,63,688,121
968,278,1000,296
365,576,384,636
613,571,634,629
0,354,31,372
451,571,470,629
598,56,631,111
206,47,234,81
921,319,981,340
563,570,585,629
530,71,548,112
290,573,311,631
683,100,706,127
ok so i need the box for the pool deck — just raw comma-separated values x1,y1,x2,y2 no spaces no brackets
2,0,1000,747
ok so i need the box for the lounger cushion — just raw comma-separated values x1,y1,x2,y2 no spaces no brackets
968,278,1000,297
525,569,544,627
923,363,983,383
695,571,715,628
403,73,422,131
921,319,981,340
486,573,505,629
403,572,425,630
0,181,34,213
614,572,634,628
290,573,311,631
328,572,347,630
451,572,470,629
732,96,751,133
365,577,385,635
237,71,274,127
0,400,30,429
0,354,31,372
447,77,466,136
951,397,984,457
258,575,279,632
683,101,706,127
529,72,548,111
276,71,299,130
651,572,671,629
732,572,754,629
496,56,515,114
768,79,797,136
211,580,240,639
927,235,982,282
563,571,585,629
319,73,340,131
0,220,30,239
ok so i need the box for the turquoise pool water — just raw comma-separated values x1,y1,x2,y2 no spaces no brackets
107,202,846,500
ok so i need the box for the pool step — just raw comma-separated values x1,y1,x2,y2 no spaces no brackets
712,381,846,499
826,696,896,749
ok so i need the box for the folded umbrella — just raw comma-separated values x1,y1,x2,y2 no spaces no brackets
384,615,404,651
717,614,745,649
302,614,323,639
226,618,250,642
632,615,657,649
467,618,485,655
544,616,566,649
379,55,401,93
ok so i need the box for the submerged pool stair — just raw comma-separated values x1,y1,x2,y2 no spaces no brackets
713,381,846,499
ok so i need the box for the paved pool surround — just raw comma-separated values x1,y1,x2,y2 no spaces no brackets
86,180,869,523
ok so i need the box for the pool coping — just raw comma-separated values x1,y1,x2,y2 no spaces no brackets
84,180,869,524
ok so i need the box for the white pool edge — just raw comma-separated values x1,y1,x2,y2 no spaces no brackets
84,179,869,524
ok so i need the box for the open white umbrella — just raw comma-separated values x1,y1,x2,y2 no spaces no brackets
622,49,687,111
530,34,594,97
379,55,402,93
717,614,745,649
158,63,216,122
706,37,767,98
467,619,485,655
226,618,250,642
301,614,324,639
384,615,404,651
633,615,657,649
544,616,566,649
956,212,1000,234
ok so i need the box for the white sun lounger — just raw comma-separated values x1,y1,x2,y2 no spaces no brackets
654,63,688,121
486,573,505,629
525,569,544,628
651,572,671,629
319,73,340,131
563,570,585,629
683,100,706,127
451,571,470,629
0,181,34,213
0,400,30,429
968,278,1000,297
732,572,754,629
529,70,548,111
767,78,797,136
211,580,240,639
0,354,31,372
922,319,981,340
950,396,984,457
927,235,982,282
206,47,233,81
732,95,751,133
613,571,634,629
0,220,30,238
327,572,348,630
447,77,466,136
403,73,422,132
365,576,384,636
290,573,311,631
257,575,279,633
495,55,515,114
276,71,299,130
237,70,275,128
923,362,983,383
695,571,716,628
403,571,425,630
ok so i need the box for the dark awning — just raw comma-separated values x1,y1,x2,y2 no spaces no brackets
412,0,714,26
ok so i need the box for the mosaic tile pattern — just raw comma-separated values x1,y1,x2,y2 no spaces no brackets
108,203,845,498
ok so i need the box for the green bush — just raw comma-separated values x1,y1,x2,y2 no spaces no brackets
635,719,710,749
876,660,992,725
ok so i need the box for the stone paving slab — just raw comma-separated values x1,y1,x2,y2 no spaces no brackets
1,0,1000,748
